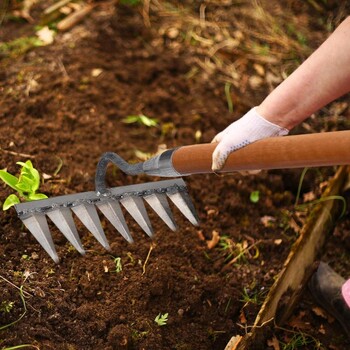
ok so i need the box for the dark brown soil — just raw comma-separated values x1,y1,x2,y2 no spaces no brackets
0,1,349,349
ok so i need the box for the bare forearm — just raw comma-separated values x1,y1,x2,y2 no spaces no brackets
257,16,350,130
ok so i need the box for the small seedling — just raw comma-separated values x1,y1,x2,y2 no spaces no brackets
240,286,266,306
279,331,320,350
0,160,48,210
0,300,14,314
112,256,122,273
219,236,235,261
294,167,347,219
250,191,260,203
122,114,158,127
0,285,27,331
154,313,168,326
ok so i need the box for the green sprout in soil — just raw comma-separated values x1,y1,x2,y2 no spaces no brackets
154,313,168,326
277,328,323,350
0,285,27,331
0,160,48,210
219,236,260,265
0,300,14,314
122,114,158,127
131,329,149,341
250,190,260,203
219,235,235,262
240,284,266,306
294,167,347,219
112,256,122,273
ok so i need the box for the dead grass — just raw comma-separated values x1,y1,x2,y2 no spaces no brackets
146,0,315,92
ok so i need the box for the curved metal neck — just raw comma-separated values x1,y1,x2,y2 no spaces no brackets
95,152,144,195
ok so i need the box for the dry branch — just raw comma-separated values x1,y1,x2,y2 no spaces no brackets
225,165,350,349
57,4,95,32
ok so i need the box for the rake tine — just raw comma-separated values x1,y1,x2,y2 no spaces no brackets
15,178,199,262
144,193,177,231
21,213,59,263
120,195,153,238
71,203,110,250
167,190,200,226
47,208,85,255
96,199,133,243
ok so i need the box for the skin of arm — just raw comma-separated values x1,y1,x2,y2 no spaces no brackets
257,16,350,130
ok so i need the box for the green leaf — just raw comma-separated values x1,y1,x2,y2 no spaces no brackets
154,313,168,326
23,172,40,192
139,115,158,127
16,160,33,169
122,115,139,124
15,181,32,193
29,166,40,185
250,191,260,203
28,193,48,201
18,161,40,192
0,170,19,191
1,160,48,211
122,114,158,127
3,194,20,210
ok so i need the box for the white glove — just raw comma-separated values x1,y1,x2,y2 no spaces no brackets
212,107,289,171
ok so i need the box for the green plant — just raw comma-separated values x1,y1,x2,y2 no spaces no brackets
219,236,235,261
219,236,260,265
294,167,347,219
250,191,260,203
240,286,266,306
154,313,168,326
279,331,321,350
122,114,158,127
0,160,48,210
0,300,14,313
0,285,27,330
112,256,122,273
131,329,149,341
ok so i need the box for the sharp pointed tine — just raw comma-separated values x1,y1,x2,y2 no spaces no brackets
71,203,110,250
120,196,153,237
167,191,200,226
47,208,85,255
144,193,177,231
96,200,133,243
21,213,59,263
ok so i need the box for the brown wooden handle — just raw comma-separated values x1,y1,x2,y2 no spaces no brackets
171,130,350,175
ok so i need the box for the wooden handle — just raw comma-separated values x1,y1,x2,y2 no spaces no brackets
172,130,350,175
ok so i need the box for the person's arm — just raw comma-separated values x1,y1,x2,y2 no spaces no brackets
212,17,350,171
259,16,350,129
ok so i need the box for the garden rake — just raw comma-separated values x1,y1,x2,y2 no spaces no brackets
15,130,350,263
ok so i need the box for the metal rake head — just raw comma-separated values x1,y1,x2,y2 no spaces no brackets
14,152,199,263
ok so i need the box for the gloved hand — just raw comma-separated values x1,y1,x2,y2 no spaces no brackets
211,107,289,171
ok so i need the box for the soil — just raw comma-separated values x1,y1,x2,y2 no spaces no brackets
0,1,349,349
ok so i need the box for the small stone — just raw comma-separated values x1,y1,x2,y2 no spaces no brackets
91,68,103,77
167,28,179,39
